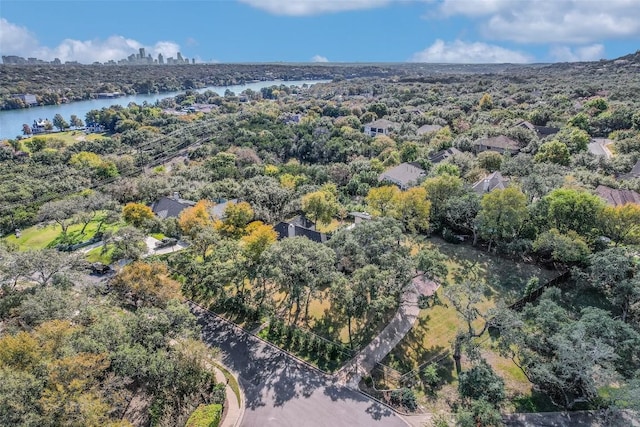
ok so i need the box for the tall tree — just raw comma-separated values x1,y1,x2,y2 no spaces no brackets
391,187,431,233
261,237,335,324
542,188,605,237
586,248,640,324
366,185,400,217
215,201,254,238
301,190,338,226
599,203,640,245
179,200,214,237
476,187,529,252
52,114,69,131
122,202,155,228
422,174,464,228
70,114,84,128
38,197,83,238
111,261,181,308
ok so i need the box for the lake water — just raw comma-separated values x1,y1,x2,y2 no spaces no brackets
0,79,329,140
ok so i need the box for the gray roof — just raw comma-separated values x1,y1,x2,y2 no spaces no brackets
417,124,443,135
364,119,398,130
596,185,640,207
620,160,640,180
514,121,560,138
378,162,426,189
472,171,509,195
349,212,372,220
428,147,462,164
473,135,521,151
151,196,196,219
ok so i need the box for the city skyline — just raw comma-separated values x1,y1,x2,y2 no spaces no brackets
2,48,194,66
1,1,639,64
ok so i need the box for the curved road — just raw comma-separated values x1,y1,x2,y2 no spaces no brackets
190,304,408,427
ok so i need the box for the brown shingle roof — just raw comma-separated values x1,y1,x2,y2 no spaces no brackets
595,185,640,207
473,135,521,151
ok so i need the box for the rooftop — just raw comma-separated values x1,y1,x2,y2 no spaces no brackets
595,185,640,207
378,162,426,189
472,171,509,195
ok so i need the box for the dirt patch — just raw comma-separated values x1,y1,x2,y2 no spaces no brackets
121,388,151,427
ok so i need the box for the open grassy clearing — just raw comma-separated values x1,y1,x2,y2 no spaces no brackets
85,246,114,264
19,130,107,149
5,212,121,251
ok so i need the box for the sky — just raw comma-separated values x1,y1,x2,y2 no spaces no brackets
1,0,639,64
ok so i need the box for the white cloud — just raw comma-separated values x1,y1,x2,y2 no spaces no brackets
311,54,329,62
438,0,640,44
410,39,533,63
0,18,40,54
0,18,183,63
238,0,393,16
550,44,605,62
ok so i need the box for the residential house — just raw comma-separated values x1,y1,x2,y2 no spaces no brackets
31,119,51,134
472,171,509,195
85,122,105,133
150,192,196,219
364,119,398,137
595,185,640,207
514,120,560,138
274,216,329,243
428,147,462,164
416,124,442,136
378,162,426,190
619,160,640,181
473,135,521,155
13,94,38,106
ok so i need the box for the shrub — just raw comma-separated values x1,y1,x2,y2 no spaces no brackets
390,387,418,411
422,363,441,388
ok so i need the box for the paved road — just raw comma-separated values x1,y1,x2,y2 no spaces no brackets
190,303,409,427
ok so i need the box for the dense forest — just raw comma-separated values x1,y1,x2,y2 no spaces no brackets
2,52,640,426
0,62,545,110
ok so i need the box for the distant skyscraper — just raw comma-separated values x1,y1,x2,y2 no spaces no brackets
177,52,184,63
139,48,146,60
158,53,164,64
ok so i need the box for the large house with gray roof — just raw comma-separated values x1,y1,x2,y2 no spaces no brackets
151,193,196,219
473,135,522,155
364,119,398,137
378,162,426,190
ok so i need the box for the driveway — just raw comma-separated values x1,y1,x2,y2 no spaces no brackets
190,303,409,427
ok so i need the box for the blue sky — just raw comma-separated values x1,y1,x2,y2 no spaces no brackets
1,1,639,64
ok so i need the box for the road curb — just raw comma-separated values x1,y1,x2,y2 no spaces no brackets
187,300,333,379
188,299,419,426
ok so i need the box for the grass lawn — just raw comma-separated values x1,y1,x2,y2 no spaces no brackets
86,246,114,265
19,130,106,149
5,213,122,251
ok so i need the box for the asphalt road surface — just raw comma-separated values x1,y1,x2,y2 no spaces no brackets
191,304,409,427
